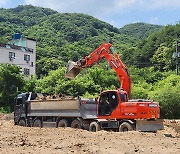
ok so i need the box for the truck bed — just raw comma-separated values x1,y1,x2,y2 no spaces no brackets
27,98,98,119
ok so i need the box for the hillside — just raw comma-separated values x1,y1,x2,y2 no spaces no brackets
121,24,180,70
0,5,125,45
0,5,57,41
0,5,179,74
119,22,163,39
0,5,138,76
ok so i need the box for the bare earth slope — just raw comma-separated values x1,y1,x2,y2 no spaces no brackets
0,113,179,154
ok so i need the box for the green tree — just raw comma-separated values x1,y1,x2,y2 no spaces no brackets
35,67,68,94
0,64,25,112
24,75,37,92
150,44,172,71
36,57,64,77
131,83,149,99
149,74,180,119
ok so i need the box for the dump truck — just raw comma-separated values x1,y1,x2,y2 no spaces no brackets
14,42,164,132
14,93,97,129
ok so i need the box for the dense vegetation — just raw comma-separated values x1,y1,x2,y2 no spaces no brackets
0,64,25,112
0,5,160,77
122,25,180,70
119,22,163,40
0,5,179,118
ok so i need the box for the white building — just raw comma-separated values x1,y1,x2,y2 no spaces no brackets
0,34,36,77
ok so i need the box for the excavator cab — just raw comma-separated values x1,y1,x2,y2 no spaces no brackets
98,91,118,116
65,61,83,79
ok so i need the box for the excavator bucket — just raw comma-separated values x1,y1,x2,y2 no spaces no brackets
65,61,82,79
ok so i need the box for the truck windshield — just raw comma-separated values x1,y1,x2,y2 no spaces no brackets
16,97,22,105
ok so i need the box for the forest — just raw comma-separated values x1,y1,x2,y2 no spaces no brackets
0,5,180,118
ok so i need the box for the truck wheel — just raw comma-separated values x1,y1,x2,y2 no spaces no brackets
18,119,26,127
119,122,133,132
57,119,69,127
71,119,81,129
33,119,42,128
89,121,100,132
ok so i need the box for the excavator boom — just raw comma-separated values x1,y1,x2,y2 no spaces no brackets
65,42,132,98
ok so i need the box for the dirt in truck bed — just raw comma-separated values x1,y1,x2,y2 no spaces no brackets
34,93,75,100
0,113,180,154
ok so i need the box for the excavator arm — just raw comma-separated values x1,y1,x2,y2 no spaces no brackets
65,43,132,98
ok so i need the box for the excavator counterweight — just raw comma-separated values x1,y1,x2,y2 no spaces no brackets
65,61,82,79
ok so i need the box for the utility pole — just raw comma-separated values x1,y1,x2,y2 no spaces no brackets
173,34,180,75
175,34,178,75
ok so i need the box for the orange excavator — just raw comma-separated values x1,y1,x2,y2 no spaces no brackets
65,42,163,132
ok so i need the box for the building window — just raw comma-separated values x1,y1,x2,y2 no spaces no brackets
24,68,30,75
6,44,11,49
31,62,33,67
24,54,30,61
9,52,15,60
28,48,34,53
21,47,26,52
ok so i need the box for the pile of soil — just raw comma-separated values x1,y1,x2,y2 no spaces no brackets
0,114,179,154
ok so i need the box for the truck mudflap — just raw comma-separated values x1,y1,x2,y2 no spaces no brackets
65,61,82,79
136,119,164,132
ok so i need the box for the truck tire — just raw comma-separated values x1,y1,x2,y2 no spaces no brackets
33,119,42,128
57,119,69,127
89,121,100,132
71,119,81,129
18,119,26,127
119,122,133,132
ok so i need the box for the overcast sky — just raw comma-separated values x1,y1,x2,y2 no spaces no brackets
0,0,180,28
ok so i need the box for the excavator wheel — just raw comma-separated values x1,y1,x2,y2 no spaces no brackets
119,122,133,132
71,119,81,129
89,121,100,132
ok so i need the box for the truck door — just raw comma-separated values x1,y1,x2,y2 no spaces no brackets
98,91,118,116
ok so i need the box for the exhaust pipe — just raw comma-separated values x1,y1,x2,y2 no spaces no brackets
65,61,83,79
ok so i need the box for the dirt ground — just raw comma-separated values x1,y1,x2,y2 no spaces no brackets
0,113,180,154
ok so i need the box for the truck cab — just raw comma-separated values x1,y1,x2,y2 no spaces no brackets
14,93,28,125
14,93,37,125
